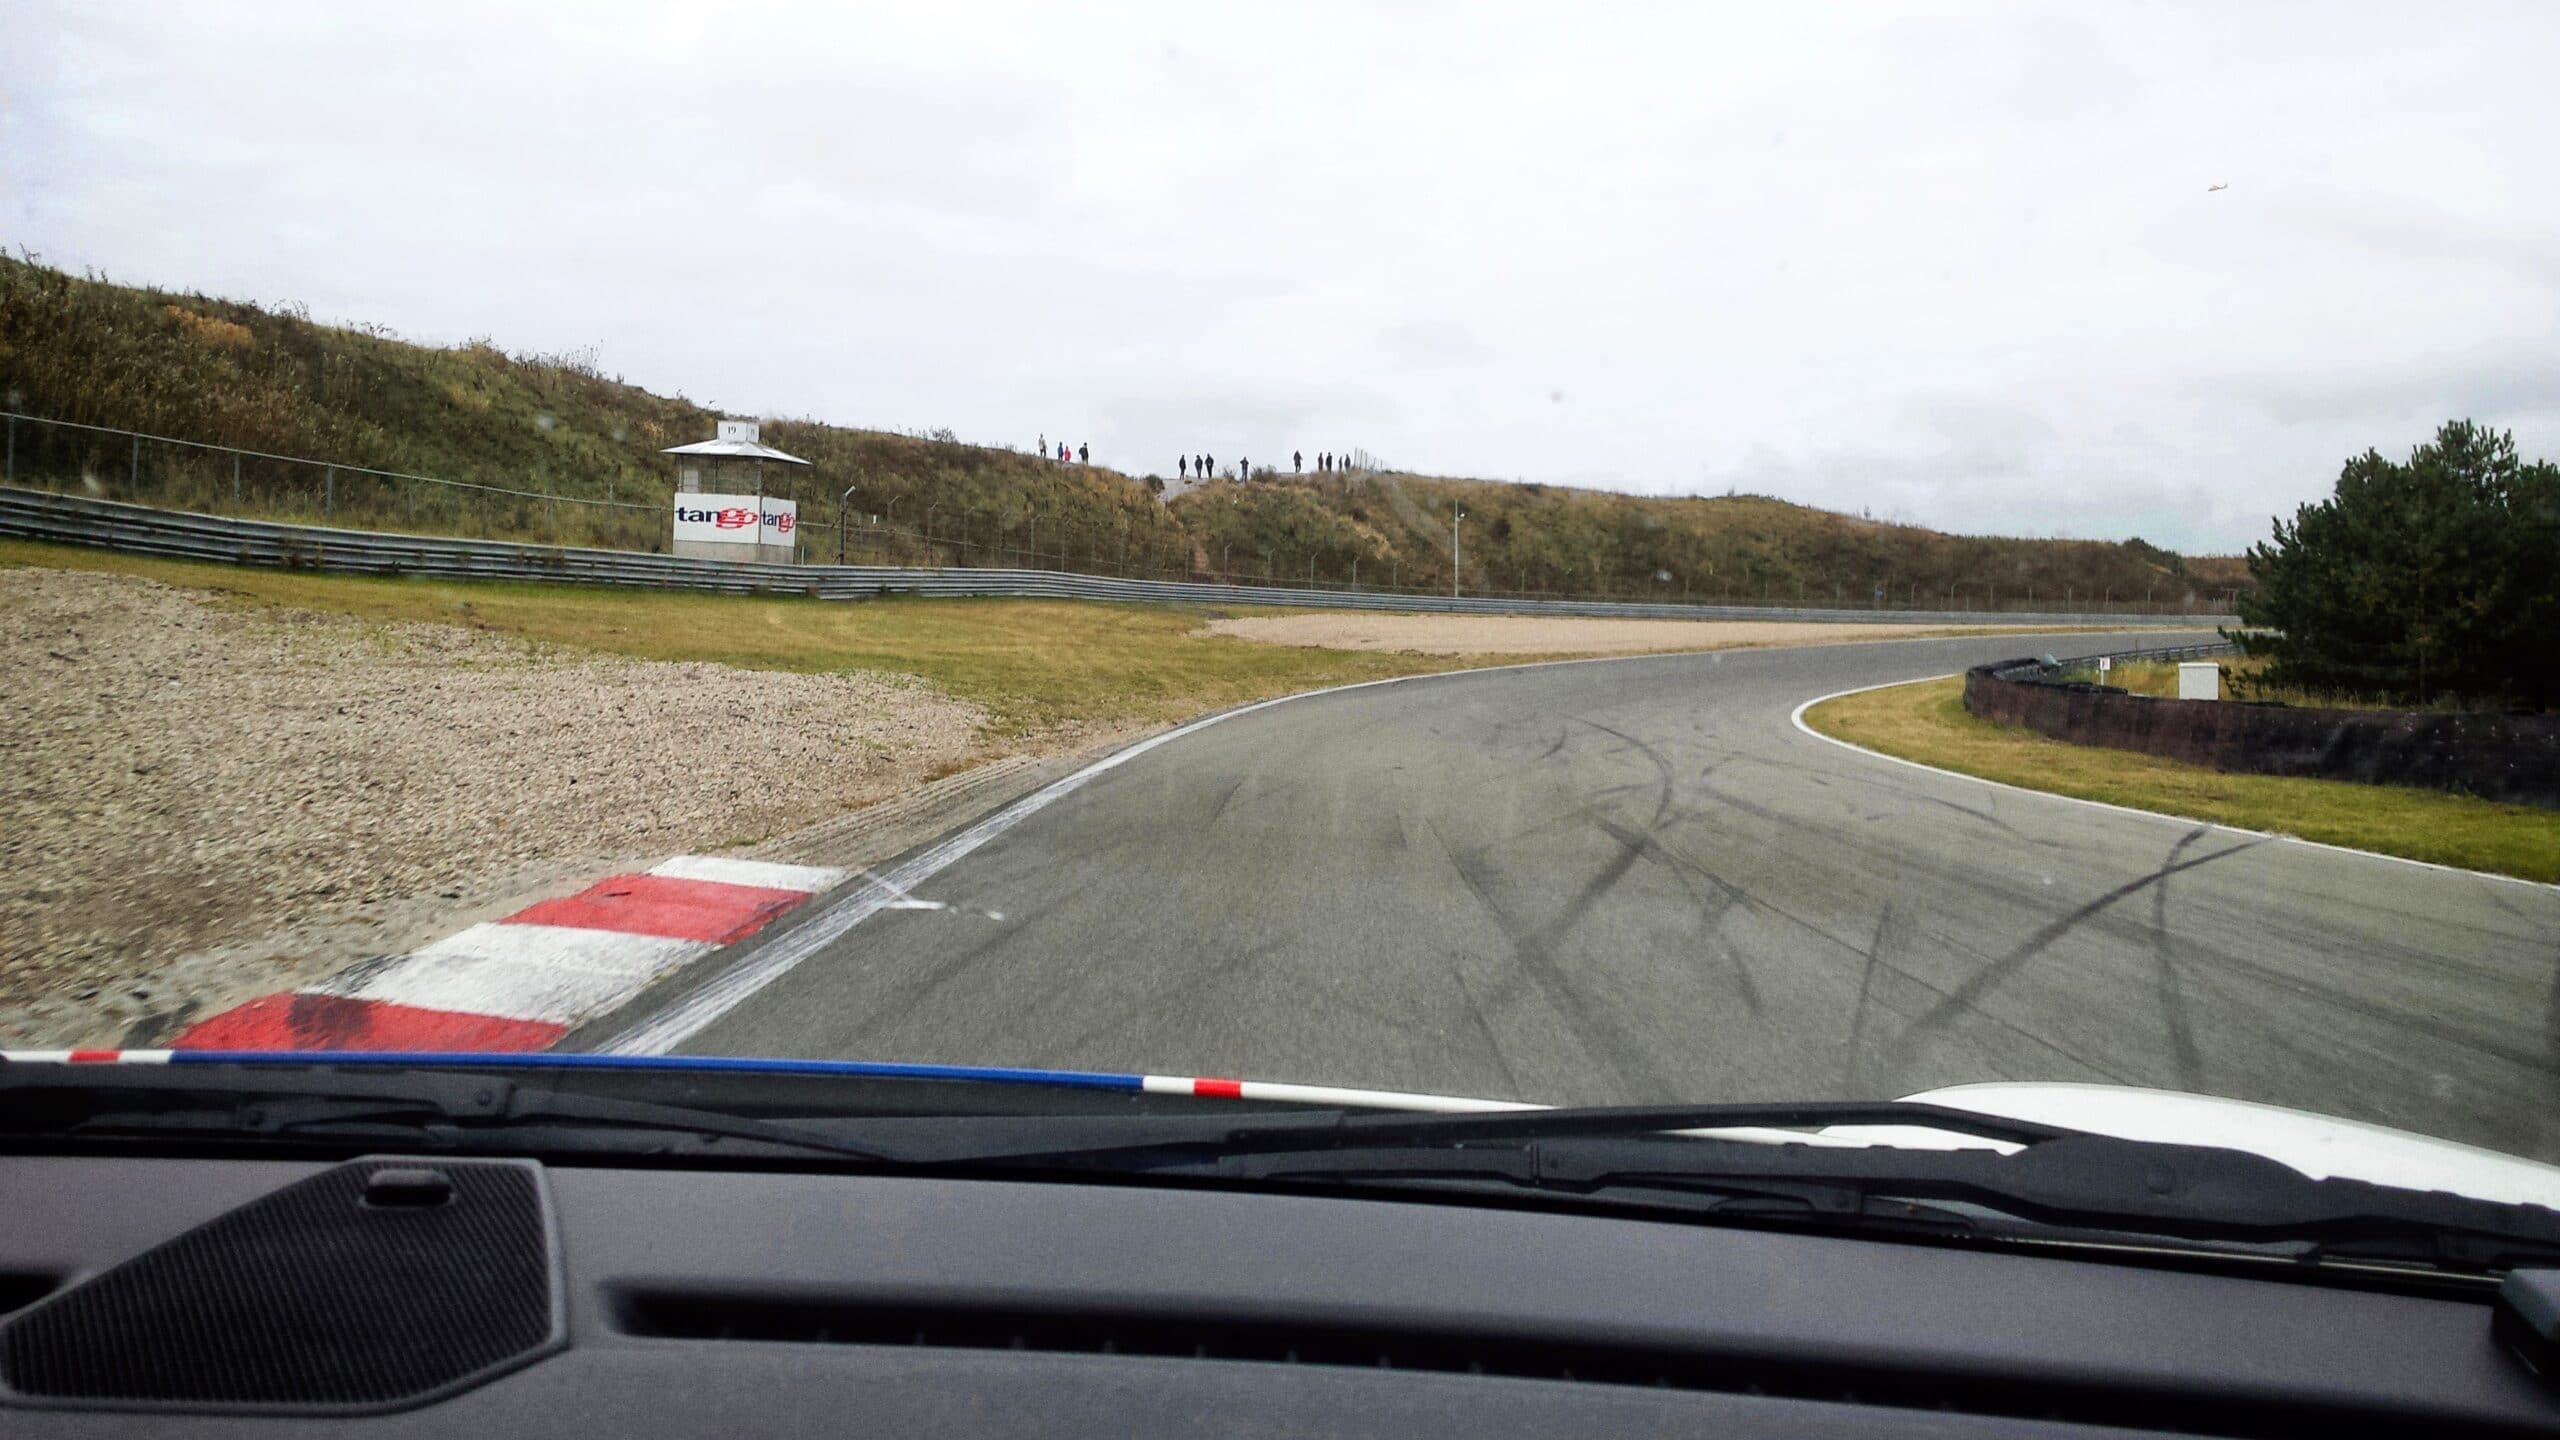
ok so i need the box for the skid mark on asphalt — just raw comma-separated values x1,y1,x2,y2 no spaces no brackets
1429,816,1677,1101
1448,963,1530,1099
1575,716,1681,826
1844,903,1904,1094
1859,783,2028,841
2150,828,2209,1090
1209,774,1250,823
1589,815,1763,1014
1888,832,2271,1064
2121,918,2560,1078
1752,894,2150,1086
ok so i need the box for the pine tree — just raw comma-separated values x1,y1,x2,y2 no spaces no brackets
2234,421,2559,709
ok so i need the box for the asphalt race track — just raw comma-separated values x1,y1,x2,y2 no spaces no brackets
635,631,2560,1162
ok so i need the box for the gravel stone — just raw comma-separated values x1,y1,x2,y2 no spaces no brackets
0,567,987,1041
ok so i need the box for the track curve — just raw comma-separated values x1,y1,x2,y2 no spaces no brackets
654,631,2560,1162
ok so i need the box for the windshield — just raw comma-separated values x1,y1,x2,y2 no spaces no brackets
3,2,2557,1248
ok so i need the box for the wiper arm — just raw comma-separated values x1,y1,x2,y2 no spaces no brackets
0,1063,1341,1166
17,1067,2551,1269
6,1075,905,1163
1163,1131,2560,1270
2,1066,2067,1165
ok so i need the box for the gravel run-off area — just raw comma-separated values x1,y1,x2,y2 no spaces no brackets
0,567,987,1047
1202,613,2045,656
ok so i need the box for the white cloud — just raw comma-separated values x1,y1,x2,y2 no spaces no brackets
5,0,2556,550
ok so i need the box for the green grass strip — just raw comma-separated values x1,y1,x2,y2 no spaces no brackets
1804,676,2560,885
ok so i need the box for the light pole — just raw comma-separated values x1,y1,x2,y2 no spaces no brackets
837,483,857,564
1451,504,1466,598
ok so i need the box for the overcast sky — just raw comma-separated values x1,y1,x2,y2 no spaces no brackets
6,2,2556,550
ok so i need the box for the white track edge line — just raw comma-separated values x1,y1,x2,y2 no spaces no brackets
598,630,2195,1055
598,668,1502,1053
1787,675,2559,894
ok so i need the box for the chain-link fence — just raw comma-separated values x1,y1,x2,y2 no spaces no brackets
1,411,668,552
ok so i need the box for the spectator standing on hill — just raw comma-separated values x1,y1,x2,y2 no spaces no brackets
1203,454,1214,479
1038,433,1046,459
1078,442,1089,464
1178,455,1187,480
1241,458,1250,482
1320,451,1330,473
1293,450,1302,473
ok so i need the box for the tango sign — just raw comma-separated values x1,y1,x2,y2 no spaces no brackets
671,494,797,547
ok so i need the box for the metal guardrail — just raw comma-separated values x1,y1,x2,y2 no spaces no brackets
1991,641,2239,684
0,488,2243,627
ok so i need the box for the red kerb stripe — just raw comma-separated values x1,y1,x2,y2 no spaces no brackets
504,873,810,943
172,994,567,1053
1192,1077,1245,1099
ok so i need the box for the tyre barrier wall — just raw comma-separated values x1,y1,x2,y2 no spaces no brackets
1966,649,2560,810
0,487,2239,629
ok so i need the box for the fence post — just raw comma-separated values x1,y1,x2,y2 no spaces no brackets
130,435,141,496
324,466,334,518
4,414,12,487
231,451,241,506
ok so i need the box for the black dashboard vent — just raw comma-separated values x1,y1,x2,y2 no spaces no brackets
0,1158,562,1413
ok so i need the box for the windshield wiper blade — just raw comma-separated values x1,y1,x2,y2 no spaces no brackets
0,1063,1343,1165
0,1063,962,1161
1160,1131,2560,1268
16,1067,2554,1268
0,1069,2056,1164
1072,1100,2081,1153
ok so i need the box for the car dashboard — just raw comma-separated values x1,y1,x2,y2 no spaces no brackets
1,1152,2555,1438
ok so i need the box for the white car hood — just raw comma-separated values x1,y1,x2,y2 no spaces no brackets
1839,1081,2560,1210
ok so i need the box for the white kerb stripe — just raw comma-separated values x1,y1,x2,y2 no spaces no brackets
407,922,707,971
308,924,708,1024
309,943,704,1025
648,855,847,893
